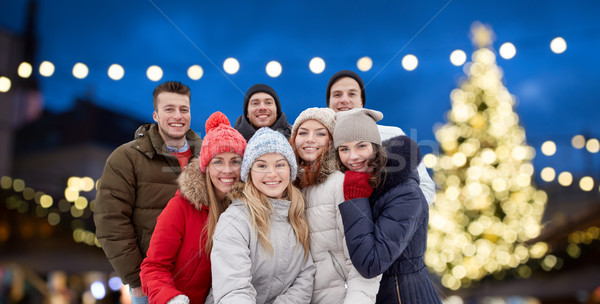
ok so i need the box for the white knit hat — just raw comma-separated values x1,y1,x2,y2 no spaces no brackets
333,108,383,148
291,107,336,137
241,127,298,182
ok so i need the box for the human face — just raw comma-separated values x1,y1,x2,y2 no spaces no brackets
294,120,330,163
250,153,290,199
153,92,191,148
329,77,363,112
207,152,242,201
247,92,277,128
337,141,374,172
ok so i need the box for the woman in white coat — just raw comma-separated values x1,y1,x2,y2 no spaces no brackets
290,107,380,304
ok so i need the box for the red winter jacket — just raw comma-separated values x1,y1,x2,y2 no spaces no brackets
140,160,211,304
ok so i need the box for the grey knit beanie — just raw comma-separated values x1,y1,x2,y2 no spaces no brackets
291,107,336,138
333,108,383,148
241,127,298,182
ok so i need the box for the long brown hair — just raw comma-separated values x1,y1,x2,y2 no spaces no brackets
242,175,310,259
202,169,231,255
337,143,387,189
289,127,333,189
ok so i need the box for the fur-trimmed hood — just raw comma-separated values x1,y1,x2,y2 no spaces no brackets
177,158,210,210
370,135,422,202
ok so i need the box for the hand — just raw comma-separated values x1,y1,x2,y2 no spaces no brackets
343,170,373,200
130,286,146,298
167,294,190,304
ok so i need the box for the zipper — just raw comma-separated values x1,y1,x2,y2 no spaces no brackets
394,274,402,304
328,250,348,289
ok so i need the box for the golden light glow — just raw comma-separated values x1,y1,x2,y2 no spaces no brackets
74,196,88,210
39,61,55,77
571,135,585,149
13,179,25,192
586,138,599,153
146,65,163,81
309,57,325,74
499,42,516,59
450,50,467,66
452,153,467,167
80,177,95,192
48,212,61,226
40,195,53,208
18,62,33,78
187,65,203,80
64,187,79,202
557,172,573,186
579,176,594,192
401,54,418,71
108,64,125,80
72,63,89,79
423,153,437,168
550,37,567,54
223,58,240,74
1,176,12,189
540,167,556,182
357,56,373,71
68,177,82,189
266,61,282,78
540,141,556,156
0,76,11,93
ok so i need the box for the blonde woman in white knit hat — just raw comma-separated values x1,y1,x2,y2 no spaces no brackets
289,107,381,304
333,108,442,304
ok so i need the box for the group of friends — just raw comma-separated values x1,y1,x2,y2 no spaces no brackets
93,70,442,304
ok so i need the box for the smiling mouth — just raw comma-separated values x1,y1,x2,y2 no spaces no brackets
169,123,184,127
256,114,270,120
348,161,366,170
219,177,236,184
303,147,318,152
337,107,351,111
264,181,281,187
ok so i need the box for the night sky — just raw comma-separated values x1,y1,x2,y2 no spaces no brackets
1,0,599,177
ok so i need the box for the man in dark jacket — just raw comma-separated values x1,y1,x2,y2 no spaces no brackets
233,83,292,141
93,81,202,304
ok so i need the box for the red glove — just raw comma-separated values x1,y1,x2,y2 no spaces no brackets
343,170,374,200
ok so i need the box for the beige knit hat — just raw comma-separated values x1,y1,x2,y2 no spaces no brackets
333,108,383,148
291,107,336,137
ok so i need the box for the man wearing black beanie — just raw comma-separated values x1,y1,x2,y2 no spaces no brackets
234,83,292,141
325,69,437,206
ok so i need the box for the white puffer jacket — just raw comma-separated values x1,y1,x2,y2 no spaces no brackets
303,166,381,304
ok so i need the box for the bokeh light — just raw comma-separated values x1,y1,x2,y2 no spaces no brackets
18,62,33,78
357,56,373,71
541,140,556,156
450,50,467,66
402,54,418,71
223,58,240,74
550,37,567,54
146,65,163,81
586,138,599,153
579,176,594,192
309,57,326,74
266,61,282,78
72,63,89,79
557,171,573,186
187,65,203,80
0,77,11,93
499,42,516,59
108,64,125,80
540,167,556,182
572,135,585,149
39,61,55,77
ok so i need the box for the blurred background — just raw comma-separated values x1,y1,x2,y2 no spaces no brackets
0,0,599,303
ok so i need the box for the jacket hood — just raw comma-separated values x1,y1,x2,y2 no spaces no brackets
371,135,422,201
177,158,209,210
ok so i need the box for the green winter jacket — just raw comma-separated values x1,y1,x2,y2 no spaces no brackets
93,123,201,288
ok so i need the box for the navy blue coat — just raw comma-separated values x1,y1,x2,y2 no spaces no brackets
339,135,442,304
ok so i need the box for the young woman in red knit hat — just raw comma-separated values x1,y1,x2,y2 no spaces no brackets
140,112,247,304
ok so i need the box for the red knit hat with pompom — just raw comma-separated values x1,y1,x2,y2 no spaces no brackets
199,112,247,173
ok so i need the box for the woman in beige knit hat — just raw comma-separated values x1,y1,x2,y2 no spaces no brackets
333,108,442,304
290,107,381,304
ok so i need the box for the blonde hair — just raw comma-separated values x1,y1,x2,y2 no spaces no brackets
203,170,231,255
243,175,310,259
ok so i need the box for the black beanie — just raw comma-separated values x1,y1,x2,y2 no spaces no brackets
243,84,282,119
325,70,366,107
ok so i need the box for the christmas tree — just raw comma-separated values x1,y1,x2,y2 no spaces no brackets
425,22,549,290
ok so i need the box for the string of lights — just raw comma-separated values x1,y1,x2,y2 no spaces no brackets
0,34,573,93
